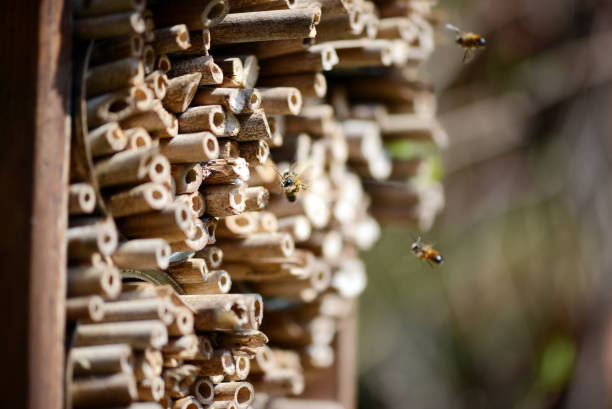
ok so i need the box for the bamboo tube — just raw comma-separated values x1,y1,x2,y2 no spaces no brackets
235,110,272,142
66,296,105,322
222,38,312,60
151,0,229,30
197,335,214,360
257,72,326,98
117,203,194,241
226,0,293,13
201,184,246,217
95,147,170,187
217,330,268,350
125,127,153,150
296,0,349,15
217,57,244,88
313,10,363,42
67,218,119,260
221,110,241,138
74,11,145,40
177,191,206,217
249,346,274,374
86,57,144,97
178,105,225,134
160,132,219,163
163,364,200,398
194,247,223,268
153,25,191,55
244,186,269,211
277,215,311,242
138,376,165,401
331,40,393,68
210,8,320,45
192,88,261,115
167,258,207,285
215,214,256,238
172,163,203,194
88,122,128,157
256,211,279,233
142,45,157,75
215,232,294,260
86,93,138,128
193,293,262,329
133,347,164,378
167,306,195,336
163,73,203,113
100,298,175,325
193,378,215,406
202,217,219,244
69,183,96,215
173,396,202,409
202,158,250,184
259,47,337,76
263,315,335,346
237,140,269,166
213,382,254,408
145,71,169,100
379,113,448,146
75,321,169,349
168,56,223,85
120,101,178,137
71,371,138,408
90,34,144,65
300,230,342,260
68,264,122,298
189,349,235,376
225,356,250,381
70,344,133,376
180,295,248,331
172,29,211,56
236,55,259,88
207,401,237,409
73,0,145,18
156,54,172,74
107,183,172,218
284,104,334,135
259,87,302,115
218,139,240,159
377,17,416,40
182,270,232,295
163,334,199,360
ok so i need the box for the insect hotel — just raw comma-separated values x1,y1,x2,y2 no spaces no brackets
1,0,446,407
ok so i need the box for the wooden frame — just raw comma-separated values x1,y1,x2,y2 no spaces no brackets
0,0,70,408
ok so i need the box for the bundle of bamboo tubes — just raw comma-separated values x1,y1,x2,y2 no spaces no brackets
66,0,445,407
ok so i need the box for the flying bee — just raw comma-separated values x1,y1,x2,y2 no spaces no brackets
275,162,311,202
411,236,443,266
446,23,486,63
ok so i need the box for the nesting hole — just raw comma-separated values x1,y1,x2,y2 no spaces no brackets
213,112,224,127
250,93,260,106
197,381,213,400
109,99,129,113
180,209,189,222
231,303,246,320
206,138,217,152
235,216,249,227
154,163,165,174
208,3,226,21
238,357,247,371
186,169,198,184
222,353,233,368
152,189,163,200
103,234,112,244
236,385,252,404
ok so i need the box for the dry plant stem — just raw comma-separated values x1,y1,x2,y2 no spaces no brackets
210,8,321,44
377,17,416,40
107,183,172,217
90,34,144,64
202,217,219,244
69,183,96,215
178,105,225,134
182,270,232,295
215,214,256,238
145,71,169,100
257,73,327,98
88,122,127,157
236,110,272,142
120,101,178,136
202,158,250,184
213,382,254,408
173,29,211,56
218,139,240,159
133,348,163,380
99,298,175,325
74,11,146,40
125,127,152,150
137,376,165,402
194,378,215,405
173,396,203,409
219,38,312,60
86,90,140,128
244,187,269,211
68,264,122,298
162,334,199,360
256,211,279,233
332,41,393,68
225,355,250,381
163,73,203,113
207,401,238,409
71,371,138,408
66,296,105,322
75,320,169,350
151,0,229,30
259,87,303,115
160,132,220,163
172,163,203,194
153,24,191,54
180,295,249,331
201,184,246,217
167,306,195,336
86,57,144,98
295,0,348,16
73,0,145,18
238,140,269,166
168,56,223,85
193,88,261,115
277,215,311,242
187,294,262,329
194,246,223,268
190,349,235,376
112,238,171,270
117,203,193,241
67,218,119,260
70,344,133,375
95,147,170,187
216,330,268,350
227,0,292,13
284,104,334,135
167,258,208,285
217,57,244,88
259,47,338,76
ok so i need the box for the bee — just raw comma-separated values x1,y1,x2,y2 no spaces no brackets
411,237,443,266
275,162,310,202
446,23,486,63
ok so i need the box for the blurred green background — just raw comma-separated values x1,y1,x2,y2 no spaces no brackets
358,0,612,407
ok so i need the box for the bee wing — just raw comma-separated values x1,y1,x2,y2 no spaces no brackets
445,23,461,34
297,163,313,189
462,48,474,63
